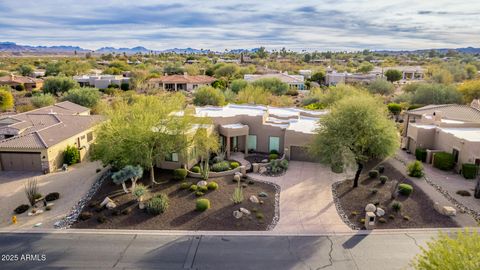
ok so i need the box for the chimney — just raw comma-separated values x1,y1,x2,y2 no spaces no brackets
471,99,480,110
433,111,442,122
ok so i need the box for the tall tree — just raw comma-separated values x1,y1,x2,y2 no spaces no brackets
310,94,399,188
0,87,14,112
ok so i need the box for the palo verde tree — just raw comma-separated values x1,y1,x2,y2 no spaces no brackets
112,165,143,193
91,93,194,184
193,127,220,180
310,93,399,188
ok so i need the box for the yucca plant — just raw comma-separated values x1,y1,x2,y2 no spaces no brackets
231,180,243,204
25,178,39,207
200,159,210,180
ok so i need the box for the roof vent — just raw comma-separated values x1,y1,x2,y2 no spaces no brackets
48,109,57,115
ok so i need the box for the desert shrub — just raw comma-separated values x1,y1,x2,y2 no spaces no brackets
33,193,42,200
121,208,131,215
378,165,385,173
415,148,427,162
193,86,225,106
211,161,231,172
407,160,424,177
456,190,472,197
398,183,414,196
24,178,39,206
63,145,80,165
79,211,93,220
279,159,289,170
173,168,188,181
196,198,210,211
0,87,14,111
120,83,130,91
207,181,219,190
132,184,148,201
256,212,264,219
189,185,198,191
14,204,30,214
461,163,478,179
378,217,387,223
230,161,240,169
42,76,77,95
146,194,169,215
433,152,455,170
97,215,107,223
45,206,52,211
269,149,279,155
379,175,388,184
411,229,480,270
45,192,60,201
391,201,403,212
268,153,279,160
368,170,379,178
370,188,378,195
180,182,191,189
195,191,205,197
191,166,201,173
31,93,56,108
198,186,208,192
63,87,101,108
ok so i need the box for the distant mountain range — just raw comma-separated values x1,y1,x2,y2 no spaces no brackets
1,41,479,55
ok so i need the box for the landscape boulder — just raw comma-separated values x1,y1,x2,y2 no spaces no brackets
249,195,259,204
240,208,251,215
197,181,208,187
233,210,243,219
258,167,267,174
100,197,114,208
233,174,241,182
442,206,457,216
365,203,376,212
376,207,385,217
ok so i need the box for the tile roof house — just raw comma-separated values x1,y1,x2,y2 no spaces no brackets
148,73,216,91
244,72,305,90
402,101,480,172
0,101,103,172
0,74,44,91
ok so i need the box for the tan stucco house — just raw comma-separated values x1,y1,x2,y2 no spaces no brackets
159,104,325,169
0,74,43,91
244,72,305,90
0,101,103,173
402,101,480,172
148,73,216,91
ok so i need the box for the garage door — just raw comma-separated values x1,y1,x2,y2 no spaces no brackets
290,146,316,162
0,152,42,171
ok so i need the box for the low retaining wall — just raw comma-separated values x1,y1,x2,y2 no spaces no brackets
187,167,243,178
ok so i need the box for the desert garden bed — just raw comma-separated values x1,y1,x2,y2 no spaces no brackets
334,162,459,229
245,152,288,177
72,169,277,230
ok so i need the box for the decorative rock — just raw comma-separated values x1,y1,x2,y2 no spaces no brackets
249,195,259,204
100,197,114,207
261,159,268,163
197,181,208,187
239,166,246,176
240,208,251,215
233,210,243,219
106,201,117,209
252,163,259,173
233,174,241,182
46,203,55,207
259,167,267,174
376,207,385,217
365,203,376,212
442,206,457,216
259,200,264,204
258,192,268,198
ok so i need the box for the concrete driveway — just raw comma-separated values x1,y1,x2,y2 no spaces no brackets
0,161,103,229
249,161,353,234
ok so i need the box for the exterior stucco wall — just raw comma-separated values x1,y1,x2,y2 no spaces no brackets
284,130,315,159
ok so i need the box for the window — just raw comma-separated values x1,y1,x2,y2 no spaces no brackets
248,135,257,151
87,132,93,142
165,152,179,162
269,136,280,152
452,149,459,163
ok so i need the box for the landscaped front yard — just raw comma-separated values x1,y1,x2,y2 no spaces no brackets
72,169,278,230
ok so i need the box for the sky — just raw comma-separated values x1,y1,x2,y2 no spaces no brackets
0,0,479,51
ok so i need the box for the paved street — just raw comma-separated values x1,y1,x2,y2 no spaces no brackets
0,230,441,269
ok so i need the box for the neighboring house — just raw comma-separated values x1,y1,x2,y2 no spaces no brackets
73,74,130,89
244,72,305,90
0,74,44,90
325,70,380,85
371,66,425,81
299,70,312,79
160,104,325,169
147,73,216,91
0,101,103,173
31,70,46,78
402,100,480,172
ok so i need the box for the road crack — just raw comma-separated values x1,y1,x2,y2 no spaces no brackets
112,234,137,268
405,233,421,249
316,236,334,270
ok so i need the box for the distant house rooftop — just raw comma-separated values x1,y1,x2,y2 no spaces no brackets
149,74,216,84
244,72,304,84
406,104,480,123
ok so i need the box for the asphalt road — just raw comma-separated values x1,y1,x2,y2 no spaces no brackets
0,231,436,269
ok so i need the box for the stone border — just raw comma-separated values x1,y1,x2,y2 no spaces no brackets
187,167,241,178
331,181,360,230
394,155,480,222
54,168,111,229
245,175,281,231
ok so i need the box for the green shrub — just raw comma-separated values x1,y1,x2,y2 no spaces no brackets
433,152,455,171
189,185,198,191
391,201,403,212
407,160,424,177
45,192,60,201
461,163,478,179
173,168,188,181
63,87,101,108
398,183,413,196
207,181,219,190
368,170,379,178
14,204,30,214
456,190,471,197
63,145,80,165
195,191,205,197
180,182,191,189
230,161,240,169
415,148,427,162
146,194,169,215
198,186,208,192
211,161,231,172
279,159,289,170
196,198,210,211
268,153,279,160
269,149,279,155
191,166,201,173
33,193,43,200
379,175,388,184
120,83,129,91
378,165,385,173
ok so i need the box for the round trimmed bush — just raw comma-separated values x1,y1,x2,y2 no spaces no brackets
461,163,478,179
180,182,191,190
268,154,279,161
14,204,30,214
173,168,188,181
407,160,424,177
207,181,219,190
230,161,240,169
368,170,379,178
196,198,210,211
398,183,413,196
433,152,455,171
146,194,169,215
189,184,198,191
198,186,208,192
45,192,60,201
379,175,388,184
377,165,385,174
191,166,201,173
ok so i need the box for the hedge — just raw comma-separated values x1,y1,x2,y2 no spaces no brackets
415,148,427,162
433,152,455,171
462,163,478,179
